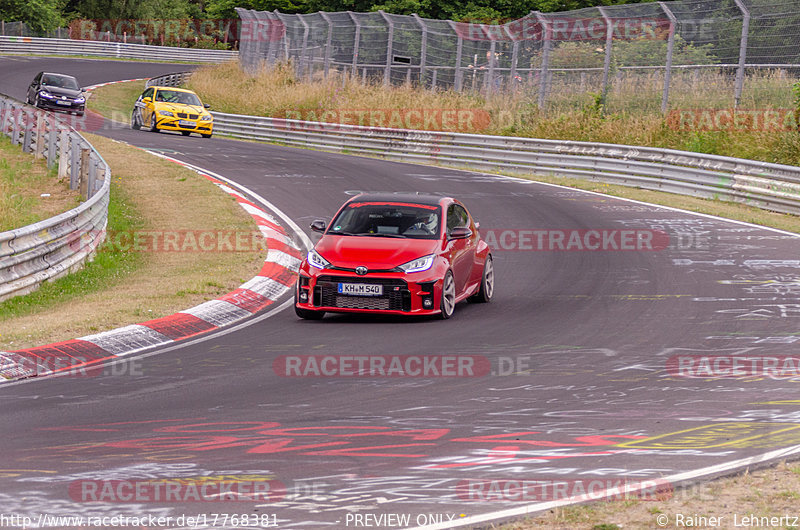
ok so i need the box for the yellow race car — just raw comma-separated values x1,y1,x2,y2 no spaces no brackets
131,86,213,138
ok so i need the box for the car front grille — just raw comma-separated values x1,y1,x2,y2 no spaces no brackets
177,113,199,119
316,276,409,311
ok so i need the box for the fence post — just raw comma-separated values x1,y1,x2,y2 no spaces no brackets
485,34,496,93
379,11,394,87
658,2,677,113
446,21,464,92
348,12,361,78
320,12,333,78
274,11,290,63
11,106,22,145
22,109,33,152
34,112,45,159
70,137,80,190
47,121,57,168
732,0,750,108
598,7,614,110
534,12,551,109
412,14,428,88
58,129,69,180
505,26,519,92
79,148,90,199
88,157,97,199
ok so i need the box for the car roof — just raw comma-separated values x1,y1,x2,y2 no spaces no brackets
150,86,198,94
347,192,449,207
42,72,78,80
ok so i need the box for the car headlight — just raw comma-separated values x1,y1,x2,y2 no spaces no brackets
39,90,54,99
398,254,434,273
200,114,212,121
158,110,174,117
307,249,330,270
74,96,85,103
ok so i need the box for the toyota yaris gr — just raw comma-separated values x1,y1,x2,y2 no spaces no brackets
295,193,493,320
130,86,213,137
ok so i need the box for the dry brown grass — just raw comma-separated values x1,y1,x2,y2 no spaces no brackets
503,461,800,529
0,135,80,232
188,63,800,167
0,134,264,350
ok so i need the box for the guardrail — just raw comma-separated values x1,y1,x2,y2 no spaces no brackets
0,36,237,63
210,111,800,216
145,72,193,88
0,95,110,302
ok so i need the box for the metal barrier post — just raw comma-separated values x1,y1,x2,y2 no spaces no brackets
598,6,613,109
412,14,428,88
446,21,464,92
34,113,45,159
47,123,57,168
534,12,551,109
659,2,677,113
320,12,333,77
70,137,80,190
379,11,394,87
349,12,361,77
21,109,32,152
79,148,90,199
733,0,750,108
58,129,69,180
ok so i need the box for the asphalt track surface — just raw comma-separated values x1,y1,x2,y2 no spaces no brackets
2,56,800,529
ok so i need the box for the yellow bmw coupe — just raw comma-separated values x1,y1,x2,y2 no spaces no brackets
131,86,213,138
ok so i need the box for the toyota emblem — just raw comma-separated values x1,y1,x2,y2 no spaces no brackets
355,266,368,275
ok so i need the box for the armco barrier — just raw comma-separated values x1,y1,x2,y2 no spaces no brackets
0,36,236,63
209,111,800,216
0,95,110,302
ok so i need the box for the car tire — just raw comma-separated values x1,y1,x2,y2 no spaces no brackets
131,110,141,130
149,116,159,133
295,286,324,320
201,133,212,138
181,131,191,136
468,254,494,303
34,95,42,109
439,271,456,319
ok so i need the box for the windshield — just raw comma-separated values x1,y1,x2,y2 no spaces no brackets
42,75,79,90
154,89,202,106
329,201,441,240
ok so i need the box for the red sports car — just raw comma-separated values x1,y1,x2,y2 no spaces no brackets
295,193,493,320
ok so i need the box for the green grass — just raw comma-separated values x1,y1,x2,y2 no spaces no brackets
0,135,74,232
0,182,143,320
87,80,146,124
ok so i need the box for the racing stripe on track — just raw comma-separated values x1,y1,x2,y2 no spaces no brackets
140,313,217,341
0,340,114,379
79,325,174,357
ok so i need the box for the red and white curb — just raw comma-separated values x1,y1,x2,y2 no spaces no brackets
0,154,309,382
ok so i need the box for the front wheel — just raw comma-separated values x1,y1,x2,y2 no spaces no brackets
439,271,456,319
181,131,191,136
149,115,159,133
469,254,494,303
201,133,212,138
131,110,141,130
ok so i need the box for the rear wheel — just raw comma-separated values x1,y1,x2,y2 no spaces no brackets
469,255,494,303
295,285,324,320
181,131,191,136
201,133,212,138
439,271,456,319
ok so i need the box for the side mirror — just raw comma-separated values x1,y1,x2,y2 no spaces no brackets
204,103,211,109
310,220,327,233
449,227,472,240
142,97,151,103
474,221,480,230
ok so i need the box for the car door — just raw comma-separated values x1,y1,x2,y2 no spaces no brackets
137,87,155,126
445,203,475,295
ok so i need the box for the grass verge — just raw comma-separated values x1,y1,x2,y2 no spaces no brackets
0,134,79,232
502,460,800,529
0,134,264,351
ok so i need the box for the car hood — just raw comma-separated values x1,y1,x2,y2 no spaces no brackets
315,236,439,269
154,102,207,115
41,85,82,98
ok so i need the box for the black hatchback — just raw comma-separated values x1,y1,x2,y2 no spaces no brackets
26,72,86,115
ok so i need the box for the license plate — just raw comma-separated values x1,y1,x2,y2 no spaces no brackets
179,120,195,127
56,100,71,106
337,283,383,296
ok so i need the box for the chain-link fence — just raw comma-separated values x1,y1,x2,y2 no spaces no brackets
0,21,69,38
237,0,800,113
